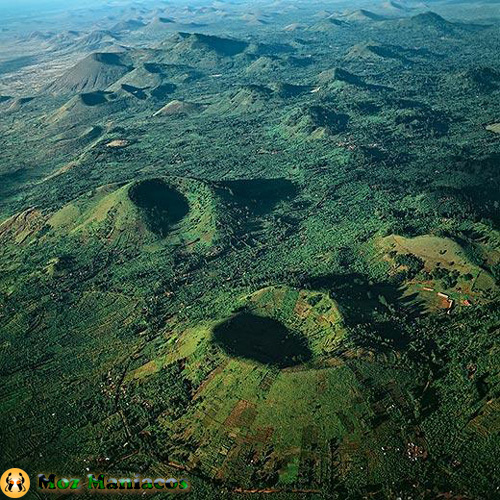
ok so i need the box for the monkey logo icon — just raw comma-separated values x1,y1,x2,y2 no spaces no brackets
1,469,30,498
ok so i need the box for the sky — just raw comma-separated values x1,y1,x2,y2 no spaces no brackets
0,0,117,13
0,1,75,14
0,0,112,20
0,0,75,8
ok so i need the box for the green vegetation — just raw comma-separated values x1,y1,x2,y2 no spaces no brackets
0,0,499,498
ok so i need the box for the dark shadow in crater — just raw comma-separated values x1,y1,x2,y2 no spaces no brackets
80,91,110,106
121,83,147,100
151,83,177,100
212,312,312,368
128,178,189,236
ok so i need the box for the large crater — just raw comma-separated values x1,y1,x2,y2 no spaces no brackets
128,178,189,236
212,312,312,368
